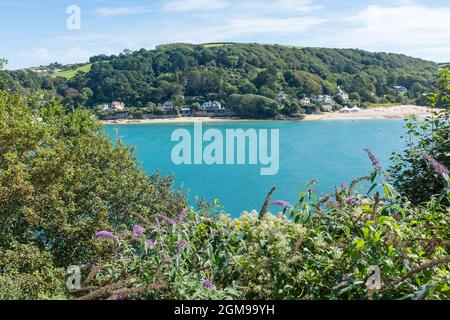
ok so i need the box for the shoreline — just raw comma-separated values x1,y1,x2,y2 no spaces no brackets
101,117,270,125
303,105,435,121
101,105,436,125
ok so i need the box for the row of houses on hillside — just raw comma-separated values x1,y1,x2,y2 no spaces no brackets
300,94,338,112
96,100,225,114
96,101,126,113
286,87,350,112
157,100,225,113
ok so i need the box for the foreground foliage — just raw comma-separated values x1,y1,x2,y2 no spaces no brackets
69,168,449,300
0,91,185,298
390,69,450,204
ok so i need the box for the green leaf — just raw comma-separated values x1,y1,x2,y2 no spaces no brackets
373,231,380,242
363,227,370,239
356,239,365,249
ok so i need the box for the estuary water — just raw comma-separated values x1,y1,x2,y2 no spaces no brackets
105,120,406,216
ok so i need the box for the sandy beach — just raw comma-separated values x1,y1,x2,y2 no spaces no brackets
303,105,435,121
101,105,437,125
102,117,265,125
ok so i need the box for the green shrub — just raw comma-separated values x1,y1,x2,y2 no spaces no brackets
0,243,67,300
390,69,450,204
0,90,186,269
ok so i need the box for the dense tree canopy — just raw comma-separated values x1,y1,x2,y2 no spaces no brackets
0,44,440,110
227,93,280,117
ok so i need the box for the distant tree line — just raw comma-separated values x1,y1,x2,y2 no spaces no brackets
0,44,440,113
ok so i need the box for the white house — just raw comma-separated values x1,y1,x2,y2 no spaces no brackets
337,86,349,102
201,101,224,112
300,97,311,106
111,101,125,111
314,94,334,112
314,95,333,104
97,101,125,113
323,95,333,104
159,101,176,112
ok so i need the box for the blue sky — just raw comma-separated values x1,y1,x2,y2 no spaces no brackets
1,0,450,69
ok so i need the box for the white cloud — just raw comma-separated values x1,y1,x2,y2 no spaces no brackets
318,4,450,61
347,4,450,32
163,0,228,12
96,6,153,17
20,47,93,65
159,0,325,41
138,15,325,46
247,0,323,13
277,0,322,12
221,16,325,37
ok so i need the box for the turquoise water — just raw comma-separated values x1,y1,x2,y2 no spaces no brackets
105,120,406,216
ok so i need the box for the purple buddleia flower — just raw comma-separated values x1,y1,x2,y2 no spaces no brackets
145,239,155,249
341,182,347,190
178,208,187,223
345,195,360,206
176,240,189,252
133,225,145,237
421,152,449,176
326,200,338,208
363,148,382,172
95,231,116,240
271,200,292,209
202,279,213,289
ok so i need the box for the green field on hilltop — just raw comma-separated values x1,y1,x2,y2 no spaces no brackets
51,63,92,79
201,42,236,48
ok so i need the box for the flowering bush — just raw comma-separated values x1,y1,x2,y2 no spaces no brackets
71,163,449,300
